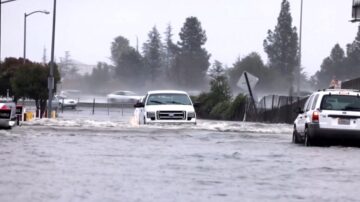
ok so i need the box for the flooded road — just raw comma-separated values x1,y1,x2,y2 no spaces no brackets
0,107,359,202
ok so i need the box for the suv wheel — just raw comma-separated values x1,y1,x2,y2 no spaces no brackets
304,127,312,147
292,129,301,144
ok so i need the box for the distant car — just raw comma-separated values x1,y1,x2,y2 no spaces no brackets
133,90,197,124
0,102,17,129
293,89,360,146
107,91,142,104
50,97,61,110
55,95,78,109
59,89,81,98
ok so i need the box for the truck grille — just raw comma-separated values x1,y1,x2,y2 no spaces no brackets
157,111,186,120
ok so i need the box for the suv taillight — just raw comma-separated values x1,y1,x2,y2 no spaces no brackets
312,111,319,122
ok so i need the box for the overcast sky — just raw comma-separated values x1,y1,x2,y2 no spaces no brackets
1,0,357,76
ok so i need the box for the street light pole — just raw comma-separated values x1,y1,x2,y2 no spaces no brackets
23,10,49,63
0,0,16,64
48,0,56,117
297,0,303,96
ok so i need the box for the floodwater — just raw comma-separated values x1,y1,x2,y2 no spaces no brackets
0,107,359,202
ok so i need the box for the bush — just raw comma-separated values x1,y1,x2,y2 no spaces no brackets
223,94,247,120
209,101,231,120
193,92,212,119
192,68,247,120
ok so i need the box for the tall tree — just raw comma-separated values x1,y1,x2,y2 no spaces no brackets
0,57,23,97
143,26,162,84
263,0,299,92
11,59,60,116
111,35,144,87
84,62,112,91
314,44,345,88
346,25,360,78
209,60,226,79
229,53,266,90
59,51,79,80
164,24,179,82
196,61,231,119
175,16,210,88
209,61,232,102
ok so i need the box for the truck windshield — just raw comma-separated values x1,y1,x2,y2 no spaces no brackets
320,95,360,111
146,93,192,105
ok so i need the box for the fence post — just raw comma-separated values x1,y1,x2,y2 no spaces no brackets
264,97,267,109
61,98,64,113
243,99,248,122
297,97,300,108
121,103,124,116
107,99,110,116
263,97,267,122
277,96,281,108
92,98,95,115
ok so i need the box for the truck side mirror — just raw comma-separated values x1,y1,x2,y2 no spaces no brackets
134,102,144,108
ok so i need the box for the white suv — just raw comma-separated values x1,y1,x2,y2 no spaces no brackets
133,90,197,124
293,89,360,146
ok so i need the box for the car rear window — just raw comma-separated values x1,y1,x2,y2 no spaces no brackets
320,95,360,111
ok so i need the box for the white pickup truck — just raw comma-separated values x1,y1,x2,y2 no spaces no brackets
134,90,197,124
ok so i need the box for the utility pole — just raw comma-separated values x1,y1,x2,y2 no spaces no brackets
48,0,56,117
297,0,303,97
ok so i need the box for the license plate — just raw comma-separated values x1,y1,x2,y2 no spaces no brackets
338,118,350,125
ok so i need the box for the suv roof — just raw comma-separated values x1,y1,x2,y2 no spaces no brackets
315,89,360,95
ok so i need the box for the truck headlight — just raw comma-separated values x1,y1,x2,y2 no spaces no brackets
187,112,196,120
146,112,156,119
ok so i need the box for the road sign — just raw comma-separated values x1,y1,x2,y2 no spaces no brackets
237,71,259,91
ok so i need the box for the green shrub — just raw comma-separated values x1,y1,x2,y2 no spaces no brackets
209,101,231,119
223,94,247,120
194,92,212,119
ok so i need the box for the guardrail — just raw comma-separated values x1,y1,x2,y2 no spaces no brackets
19,100,135,108
17,99,136,117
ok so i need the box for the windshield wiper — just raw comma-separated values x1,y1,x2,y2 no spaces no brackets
150,100,163,104
168,101,184,105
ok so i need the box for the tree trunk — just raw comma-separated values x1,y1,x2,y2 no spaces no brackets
35,99,40,118
40,99,47,118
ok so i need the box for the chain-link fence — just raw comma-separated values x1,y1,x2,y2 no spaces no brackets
245,95,307,124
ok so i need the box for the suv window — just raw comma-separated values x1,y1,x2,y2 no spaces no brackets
311,94,319,110
305,95,314,112
320,95,360,111
303,97,310,111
